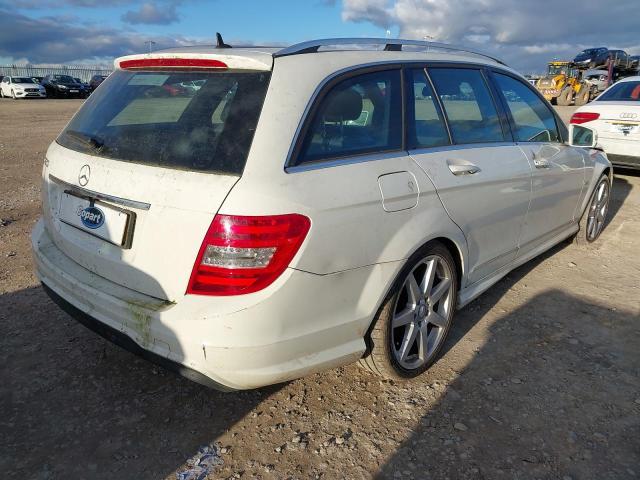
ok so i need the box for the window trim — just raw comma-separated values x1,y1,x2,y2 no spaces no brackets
285,60,535,173
403,67,452,150
426,65,514,145
287,64,406,169
487,68,566,143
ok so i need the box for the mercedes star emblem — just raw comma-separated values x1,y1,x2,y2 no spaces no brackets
78,165,91,187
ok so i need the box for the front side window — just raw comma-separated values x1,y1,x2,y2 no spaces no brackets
406,69,450,149
296,69,402,165
428,68,506,144
494,73,560,143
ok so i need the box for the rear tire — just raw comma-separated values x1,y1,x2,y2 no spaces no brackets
359,241,458,380
574,174,611,245
556,87,573,106
574,86,590,106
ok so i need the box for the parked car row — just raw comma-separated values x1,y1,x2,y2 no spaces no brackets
0,73,109,99
573,47,639,71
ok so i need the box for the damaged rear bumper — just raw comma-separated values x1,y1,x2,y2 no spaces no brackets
31,219,381,390
42,283,234,391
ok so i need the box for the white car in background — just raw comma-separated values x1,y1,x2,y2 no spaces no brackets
572,76,640,169
32,38,611,391
0,76,46,99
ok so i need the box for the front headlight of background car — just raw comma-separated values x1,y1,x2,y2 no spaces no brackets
58,85,68,90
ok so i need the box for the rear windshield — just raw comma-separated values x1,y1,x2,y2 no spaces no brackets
58,69,270,175
597,81,640,102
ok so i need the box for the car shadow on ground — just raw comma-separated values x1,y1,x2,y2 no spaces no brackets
2,175,635,479
435,171,632,364
0,286,282,479
375,264,640,478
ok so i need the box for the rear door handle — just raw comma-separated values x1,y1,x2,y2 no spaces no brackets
447,163,481,176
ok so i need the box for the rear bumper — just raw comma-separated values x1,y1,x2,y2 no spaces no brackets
32,219,396,390
598,137,639,166
607,154,640,169
42,283,233,390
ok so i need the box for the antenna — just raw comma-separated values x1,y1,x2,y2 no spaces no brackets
145,40,156,53
216,32,232,49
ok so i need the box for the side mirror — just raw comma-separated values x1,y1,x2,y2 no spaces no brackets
569,124,598,148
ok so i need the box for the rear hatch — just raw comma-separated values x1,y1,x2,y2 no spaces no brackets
590,82,640,142
589,101,640,141
42,51,272,301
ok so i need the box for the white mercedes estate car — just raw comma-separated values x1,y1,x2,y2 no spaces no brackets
572,76,640,170
32,38,611,390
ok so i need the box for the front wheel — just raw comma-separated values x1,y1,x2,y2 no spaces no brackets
574,86,590,106
359,241,458,380
556,88,573,106
575,174,611,245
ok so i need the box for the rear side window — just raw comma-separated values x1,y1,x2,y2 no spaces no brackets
58,70,270,175
494,73,560,142
428,68,506,144
296,69,402,165
406,69,450,149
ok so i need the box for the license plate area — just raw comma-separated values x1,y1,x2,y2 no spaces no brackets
58,192,136,248
608,122,639,136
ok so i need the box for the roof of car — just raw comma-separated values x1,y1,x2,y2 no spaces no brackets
616,76,640,83
116,38,509,72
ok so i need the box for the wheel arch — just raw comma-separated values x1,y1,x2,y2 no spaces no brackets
577,153,612,220
361,234,467,356
431,236,464,292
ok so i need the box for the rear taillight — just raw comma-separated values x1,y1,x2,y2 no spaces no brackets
570,112,600,124
187,214,311,296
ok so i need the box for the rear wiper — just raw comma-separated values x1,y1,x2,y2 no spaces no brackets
64,130,105,151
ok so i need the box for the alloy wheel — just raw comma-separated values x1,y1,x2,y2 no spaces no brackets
391,254,454,370
586,179,610,242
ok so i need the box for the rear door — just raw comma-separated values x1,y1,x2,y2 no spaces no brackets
407,66,532,285
43,56,272,301
490,71,585,253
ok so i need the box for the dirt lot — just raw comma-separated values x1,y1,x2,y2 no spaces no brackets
1,100,639,480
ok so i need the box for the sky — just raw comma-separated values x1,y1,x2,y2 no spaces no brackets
0,0,638,73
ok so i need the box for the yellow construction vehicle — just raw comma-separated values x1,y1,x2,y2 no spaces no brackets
535,61,591,106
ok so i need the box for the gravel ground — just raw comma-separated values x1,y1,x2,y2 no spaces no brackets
1,99,639,480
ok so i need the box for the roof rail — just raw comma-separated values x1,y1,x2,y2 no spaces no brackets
274,38,507,66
